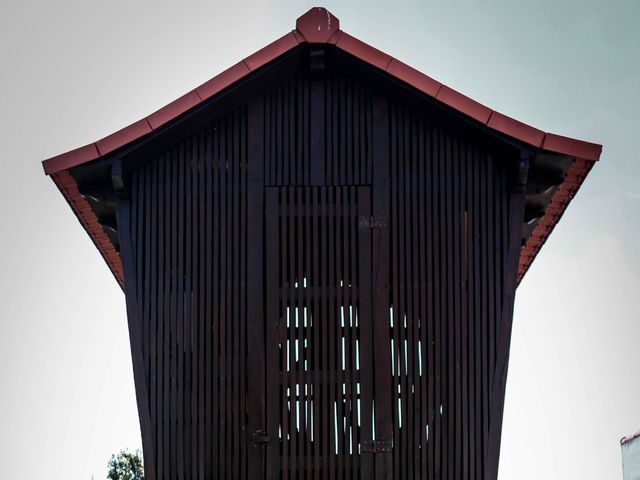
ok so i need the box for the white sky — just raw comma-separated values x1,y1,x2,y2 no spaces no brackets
0,1,638,479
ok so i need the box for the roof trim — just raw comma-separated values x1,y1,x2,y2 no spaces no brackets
621,430,640,445
42,7,603,285
51,170,124,287
42,7,602,176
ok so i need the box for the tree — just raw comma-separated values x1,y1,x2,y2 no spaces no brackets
106,449,144,480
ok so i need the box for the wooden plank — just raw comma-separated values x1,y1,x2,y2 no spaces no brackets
422,121,434,480
309,78,326,186
232,110,242,480
295,186,305,476
176,140,185,480
327,186,337,480
310,187,322,478
396,106,408,480
161,151,172,479
184,135,193,480
334,187,345,480
168,145,178,480
198,129,209,479
471,146,483,480
409,114,422,480
208,123,219,478
356,186,374,480
434,125,445,480
451,135,463,480
114,170,157,480
319,186,330,478
188,132,199,479
346,186,358,480
146,158,159,479
265,188,280,480
287,187,295,479
484,156,527,480
303,186,313,480
246,96,266,480
370,94,391,480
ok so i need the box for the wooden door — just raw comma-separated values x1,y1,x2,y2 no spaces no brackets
264,186,376,480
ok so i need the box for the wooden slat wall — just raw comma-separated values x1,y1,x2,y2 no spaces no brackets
128,107,249,480
265,186,375,480
386,102,511,480
264,72,373,187
119,67,519,480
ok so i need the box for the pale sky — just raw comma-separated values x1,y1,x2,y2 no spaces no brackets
1,1,639,479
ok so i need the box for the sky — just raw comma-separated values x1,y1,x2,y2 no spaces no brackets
0,1,638,479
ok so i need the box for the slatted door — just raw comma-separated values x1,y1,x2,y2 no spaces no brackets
264,186,376,480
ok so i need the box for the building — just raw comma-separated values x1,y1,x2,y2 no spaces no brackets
622,431,640,479
41,8,602,480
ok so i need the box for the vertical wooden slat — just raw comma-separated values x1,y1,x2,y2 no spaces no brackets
183,135,193,480
247,96,266,480
146,158,159,479
265,188,280,480
370,95,391,480
310,77,325,186
395,105,408,480
409,115,421,480
311,187,322,477
355,187,373,480
114,167,157,480
232,111,242,480
303,186,313,480
484,156,527,480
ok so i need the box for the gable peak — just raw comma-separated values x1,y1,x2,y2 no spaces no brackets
296,7,340,43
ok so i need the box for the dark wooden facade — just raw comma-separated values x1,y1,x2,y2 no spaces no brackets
44,8,602,480
105,48,527,480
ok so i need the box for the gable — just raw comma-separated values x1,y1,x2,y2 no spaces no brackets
43,8,602,287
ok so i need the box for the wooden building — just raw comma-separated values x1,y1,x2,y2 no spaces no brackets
42,8,602,480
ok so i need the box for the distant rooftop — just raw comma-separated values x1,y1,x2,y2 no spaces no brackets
622,430,640,445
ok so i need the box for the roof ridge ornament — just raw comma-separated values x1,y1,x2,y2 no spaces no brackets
295,7,340,43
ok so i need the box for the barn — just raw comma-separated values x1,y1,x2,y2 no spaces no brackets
42,8,602,480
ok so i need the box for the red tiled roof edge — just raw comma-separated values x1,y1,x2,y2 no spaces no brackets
42,7,602,176
41,7,603,285
517,158,594,283
621,430,640,445
52,171,124,288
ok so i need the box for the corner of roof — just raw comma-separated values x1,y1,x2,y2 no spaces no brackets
295,7,340,43
621,430,640,445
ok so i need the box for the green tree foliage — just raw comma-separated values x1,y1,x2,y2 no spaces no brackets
106,449,144,480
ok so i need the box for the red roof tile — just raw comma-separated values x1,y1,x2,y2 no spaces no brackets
147,90,202,130
487,111,545,147
435,85,493,124
196,61,251,101
543,132,602,161
243,32,301,72
386,59,442,98
336,32,393,71
42,7,602,286
96,118,152,156
296,7,340,43
43,143,100,175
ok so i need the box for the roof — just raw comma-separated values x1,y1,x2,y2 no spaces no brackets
622,430,640,446
42,7,602,287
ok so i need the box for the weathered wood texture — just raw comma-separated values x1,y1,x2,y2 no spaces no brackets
120,68,520,480
127,108,251,480
265,186,375,479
